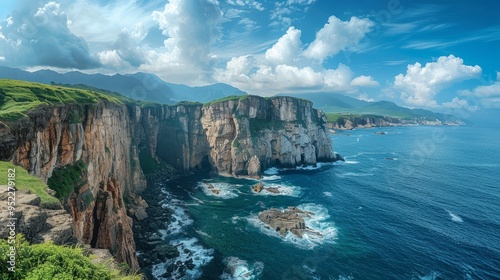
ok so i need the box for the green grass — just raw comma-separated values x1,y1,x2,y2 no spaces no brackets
0,79,127,121
0,161,61,209
0,234,141,280
47,160,88,201
204,95,249,106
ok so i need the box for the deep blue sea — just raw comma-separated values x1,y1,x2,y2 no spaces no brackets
142,125,500,280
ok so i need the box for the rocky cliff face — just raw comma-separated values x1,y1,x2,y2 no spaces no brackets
0,101,145,270
0,95,338,271
141,96,339,177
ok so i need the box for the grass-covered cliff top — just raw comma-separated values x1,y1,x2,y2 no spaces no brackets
0,161,61,208
0,79,127,121
203,94,312,106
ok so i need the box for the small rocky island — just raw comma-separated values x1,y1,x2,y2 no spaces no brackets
258,207,322,238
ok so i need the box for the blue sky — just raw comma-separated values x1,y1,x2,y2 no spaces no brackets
0,0,499,114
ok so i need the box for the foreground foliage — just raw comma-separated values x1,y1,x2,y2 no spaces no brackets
0,235,141,280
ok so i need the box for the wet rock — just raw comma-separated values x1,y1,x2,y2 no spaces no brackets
258,207,313,238
252,182,264,193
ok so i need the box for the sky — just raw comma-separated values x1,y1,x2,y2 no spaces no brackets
1,0,500,116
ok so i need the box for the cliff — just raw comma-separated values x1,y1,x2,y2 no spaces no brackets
0,80,339,272
140,96,339,177
327,113,462,130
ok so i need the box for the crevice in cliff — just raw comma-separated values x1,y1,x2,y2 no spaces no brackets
90,190,107,248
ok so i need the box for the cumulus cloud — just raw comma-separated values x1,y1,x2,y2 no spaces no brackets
151,0,222,69
0,1,99,69
215,15,376,95
303,16,374,63
350,75,380,87
461,72,500,98
442,97,479,112
264,27,302,65
393,55,481,107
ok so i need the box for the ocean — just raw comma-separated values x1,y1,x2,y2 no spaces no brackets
137,125,500,280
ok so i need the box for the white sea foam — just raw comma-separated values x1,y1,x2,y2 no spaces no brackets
447,210,464,223
220,257,264,280
263,167,279,175
419,271,439,280
336,172,374,178
323,191,333,197
151,237,214,280
343,160,359,164
199,182,239,199
158,204,193,236
261,175,282,181
253,183,301,197
248,203,337,249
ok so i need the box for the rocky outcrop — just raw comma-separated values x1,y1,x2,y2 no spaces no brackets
258,207,321,238
328,114,462,130
0,189,74,245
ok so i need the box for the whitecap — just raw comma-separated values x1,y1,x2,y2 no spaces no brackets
151,237,214,280
158,205,193,236
261,175,282,181
263,167,279,175
447,210,464,223
199,182,239,199
248,203,337,250
336,172,374,178
343,160,359,164
220,257,264,280
253,183,301,197
323,191,333,197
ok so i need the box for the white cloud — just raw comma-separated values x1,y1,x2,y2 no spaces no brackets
227,0,264,11
442,97,479,112
350,75,380,87
151,0,222,68
287,0,317,5
0,56,5,61
0,1,99,69
461,72,500,97
303,16,374,63
215,15,377,95
393,55,482,107
265,27,302,65
358,93,374,102
97,50,129,68
65,0,160,43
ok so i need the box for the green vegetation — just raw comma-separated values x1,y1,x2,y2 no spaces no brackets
175,100,203,106
0,234,141,280
0,161,61,209
204,94,248,106
47,160,88,201
138,148,175,177
0,79,126,121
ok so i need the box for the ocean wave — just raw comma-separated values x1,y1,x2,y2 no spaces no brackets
261,175,282,181
158,204,193,236
323,191,333,197
248,203,337,250
199,182,239,199
220,257,264,280
336,172,374,178
263,167,279,175
151,237,214,280
447,210,464,223
253,183,301,197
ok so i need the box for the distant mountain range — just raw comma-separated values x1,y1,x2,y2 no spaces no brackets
0,66,246,104
277,92,462,123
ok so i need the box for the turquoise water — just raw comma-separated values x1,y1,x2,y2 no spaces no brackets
142,125,500,279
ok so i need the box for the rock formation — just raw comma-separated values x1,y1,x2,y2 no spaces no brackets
258,207,321,238
0,189,74,245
